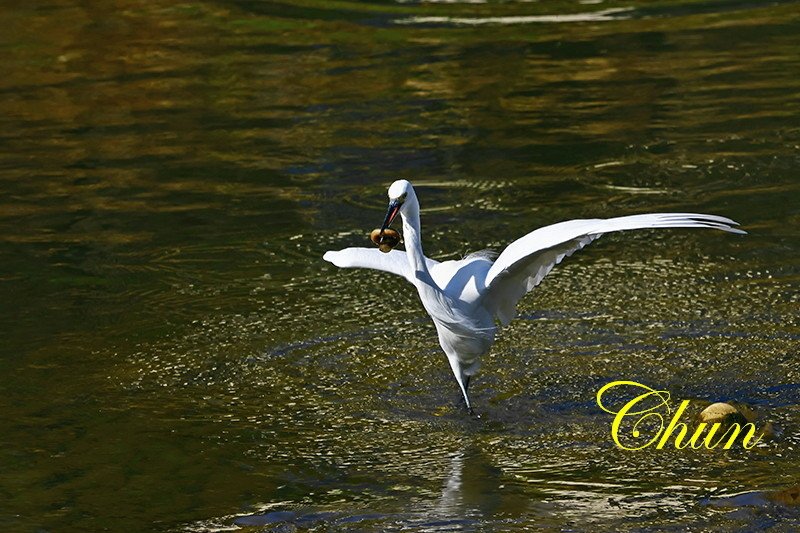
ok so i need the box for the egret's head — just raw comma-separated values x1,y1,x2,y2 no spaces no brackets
381,180,414,234
388,179,412,202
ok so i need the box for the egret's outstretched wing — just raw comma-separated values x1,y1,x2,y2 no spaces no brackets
483,213,745,325
323,248,439,284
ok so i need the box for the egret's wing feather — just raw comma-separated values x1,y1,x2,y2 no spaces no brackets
430,255,494,302
323,248,439,284
483,213,745,325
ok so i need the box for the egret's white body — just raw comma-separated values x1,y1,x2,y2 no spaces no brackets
323,180,744,412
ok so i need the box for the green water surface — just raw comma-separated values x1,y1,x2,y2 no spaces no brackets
1,0,798,531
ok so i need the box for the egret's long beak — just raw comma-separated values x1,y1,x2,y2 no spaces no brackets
380,200,401,235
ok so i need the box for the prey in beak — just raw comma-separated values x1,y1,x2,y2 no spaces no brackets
370,199,403,253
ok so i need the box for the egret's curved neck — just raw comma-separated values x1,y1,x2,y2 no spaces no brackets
400,197,434,288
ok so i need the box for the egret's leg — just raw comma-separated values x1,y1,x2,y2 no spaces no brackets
447,355,475,415
457,374,473,415
464,376,475,413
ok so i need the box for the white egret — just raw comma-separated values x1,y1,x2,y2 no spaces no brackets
323,180,744,413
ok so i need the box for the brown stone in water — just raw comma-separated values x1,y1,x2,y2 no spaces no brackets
769,485,800,506
698,402,749,426
369,228,402,253
696,402,778,443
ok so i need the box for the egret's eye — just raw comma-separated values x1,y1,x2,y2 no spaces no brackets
397,192,407,203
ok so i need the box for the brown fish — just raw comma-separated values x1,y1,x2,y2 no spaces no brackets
370,228,402,253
